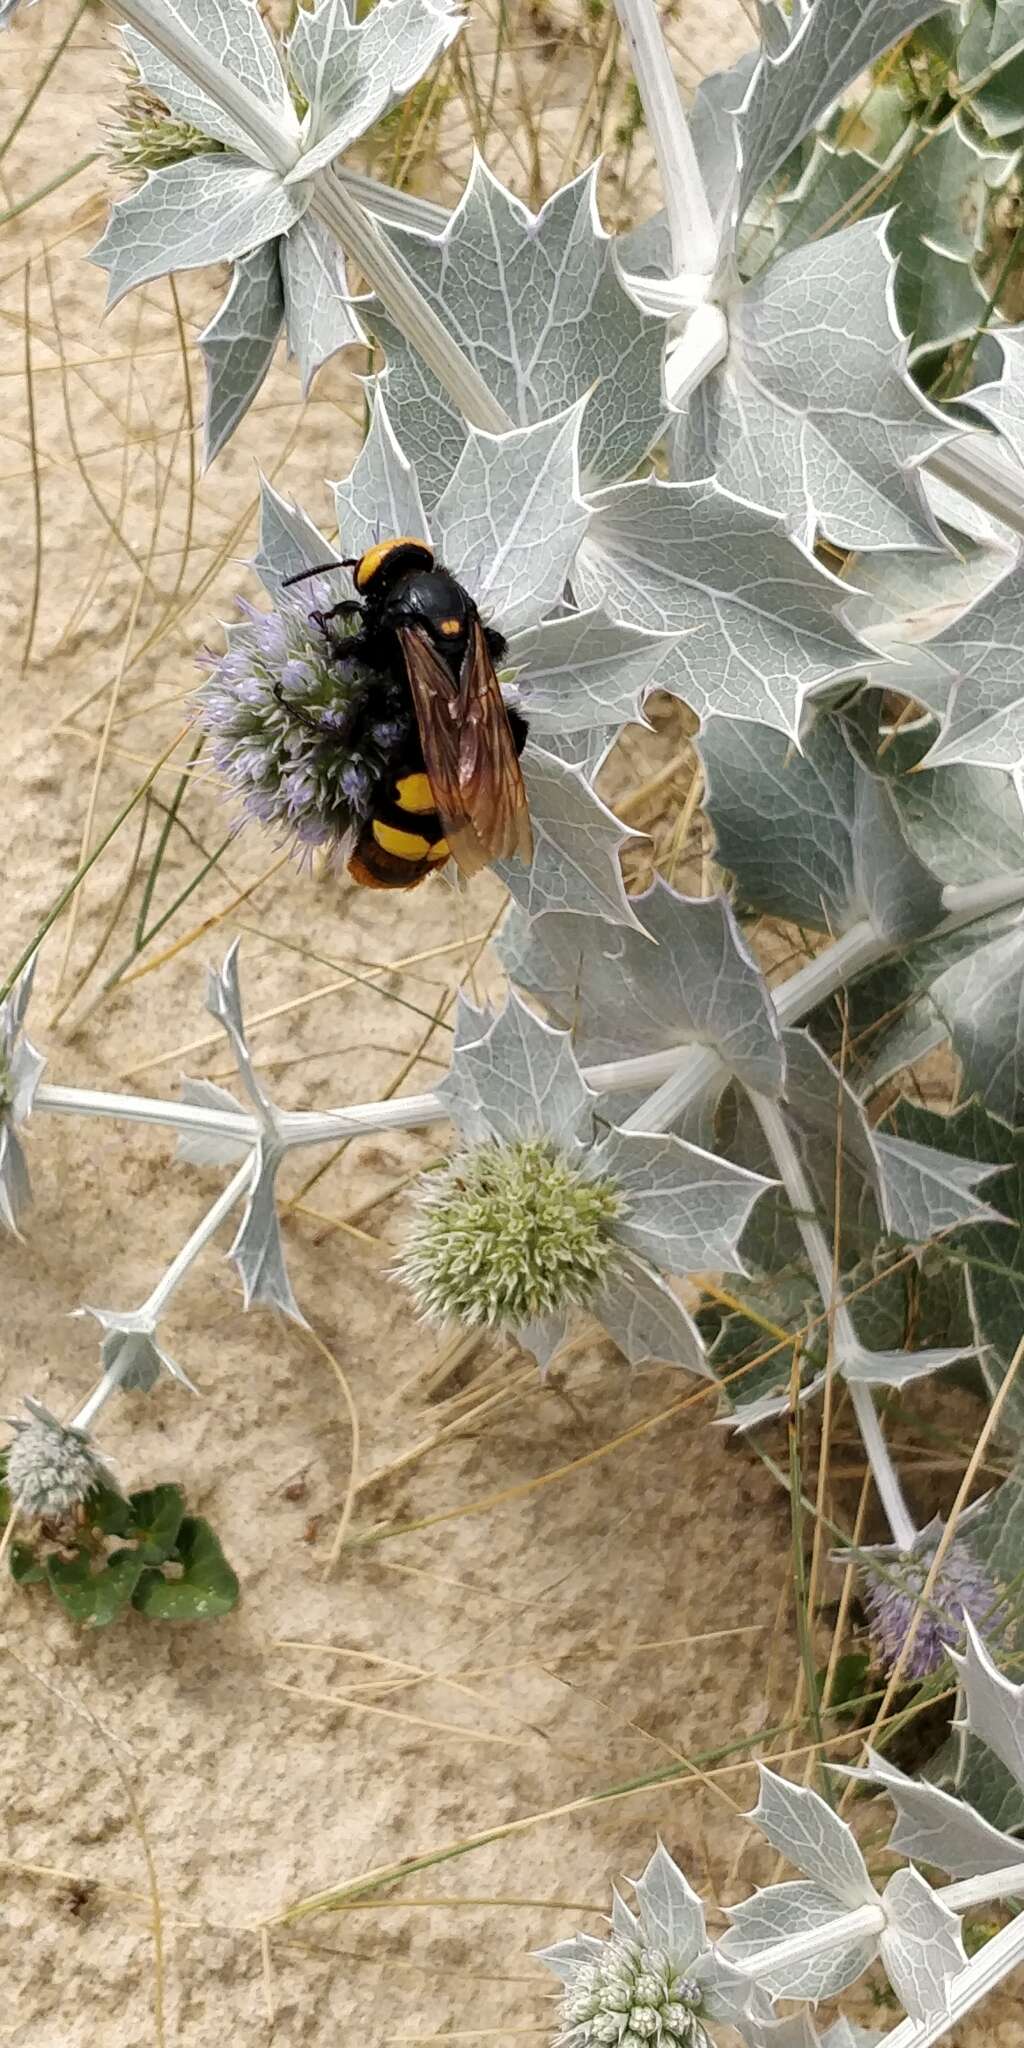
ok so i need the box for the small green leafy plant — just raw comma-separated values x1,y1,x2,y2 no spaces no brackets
1,1460,239,1629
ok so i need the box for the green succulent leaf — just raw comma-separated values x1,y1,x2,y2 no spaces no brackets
128,1483,186,1564
47,1547,148,1628
132,1516,240,1622
9,1544,45,1585
85,1482,135,1539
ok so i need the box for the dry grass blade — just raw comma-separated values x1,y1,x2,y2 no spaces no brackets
20,260,43,672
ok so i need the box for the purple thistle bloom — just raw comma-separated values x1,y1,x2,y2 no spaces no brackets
194,588,390,860
862,1528,1002,1679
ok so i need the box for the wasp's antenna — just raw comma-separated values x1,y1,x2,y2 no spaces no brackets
281,559,359,591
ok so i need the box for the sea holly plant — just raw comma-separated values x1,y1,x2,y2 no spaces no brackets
7,0,1024,2035
537,1750,1024,2041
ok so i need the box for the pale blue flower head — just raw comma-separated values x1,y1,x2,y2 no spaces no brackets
195,586,386,863
859,1514,1003,1679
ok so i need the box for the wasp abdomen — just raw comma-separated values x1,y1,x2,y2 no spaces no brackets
348,767,450,891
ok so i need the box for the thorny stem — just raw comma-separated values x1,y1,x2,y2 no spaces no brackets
749,1091,918,1553
731,1859,1024,1989
68,1158,254,1433
735,1899,885,1978
70,1356,133,1433
663,302,730,407
27,869,1024,1157
610,0,718,276
146,1157,253,1318
926,431,1024,542
630,873,1024,1138
313,168,511,435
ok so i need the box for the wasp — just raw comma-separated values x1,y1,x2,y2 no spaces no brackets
282,537,533,890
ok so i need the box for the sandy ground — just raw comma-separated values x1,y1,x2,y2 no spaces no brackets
0,5,1018,2045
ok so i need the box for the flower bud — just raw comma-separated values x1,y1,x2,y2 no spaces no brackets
106,79,225,180
4,1399,111,1520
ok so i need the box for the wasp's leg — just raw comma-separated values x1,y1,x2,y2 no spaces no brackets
310,597,365,636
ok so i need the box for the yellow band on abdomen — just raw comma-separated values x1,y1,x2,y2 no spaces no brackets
372,818,434,860
395,773,436,815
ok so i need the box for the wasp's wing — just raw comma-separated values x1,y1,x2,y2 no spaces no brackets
398,618,533,879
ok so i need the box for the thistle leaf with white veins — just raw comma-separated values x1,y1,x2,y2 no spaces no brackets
964,329,1024,474
102,0,460,451
281,215,363,396
198,242,285,467
672,218,950,552
93,154,312,309
747,1766,877,1907
840,1747,1024,1881
594,1253,710,1375
879,1866,967,2022
913,544,1024,783
506,610,676,738
0,956,45,1238
952,1614,1024,1794
587,1125,773,1278
929,924,1024,1126
873,1132,1005,1243
632,1839,706,1959
774,125,1015,360
252,474,342,601
700,711,945,938
365,157,669,505
498,877,785,1096
81,1306,199,1395
734,0,955,221
436,992,595,1154
287,0,462,180
723,1882,880,2001
495,746,645,931
574,477,868,741
204,945,306,1323
333,390,429,559
432,406,590,637
120,0,299,164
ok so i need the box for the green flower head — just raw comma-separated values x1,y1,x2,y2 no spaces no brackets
398,1137,621,1330
558,1937,709,2047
